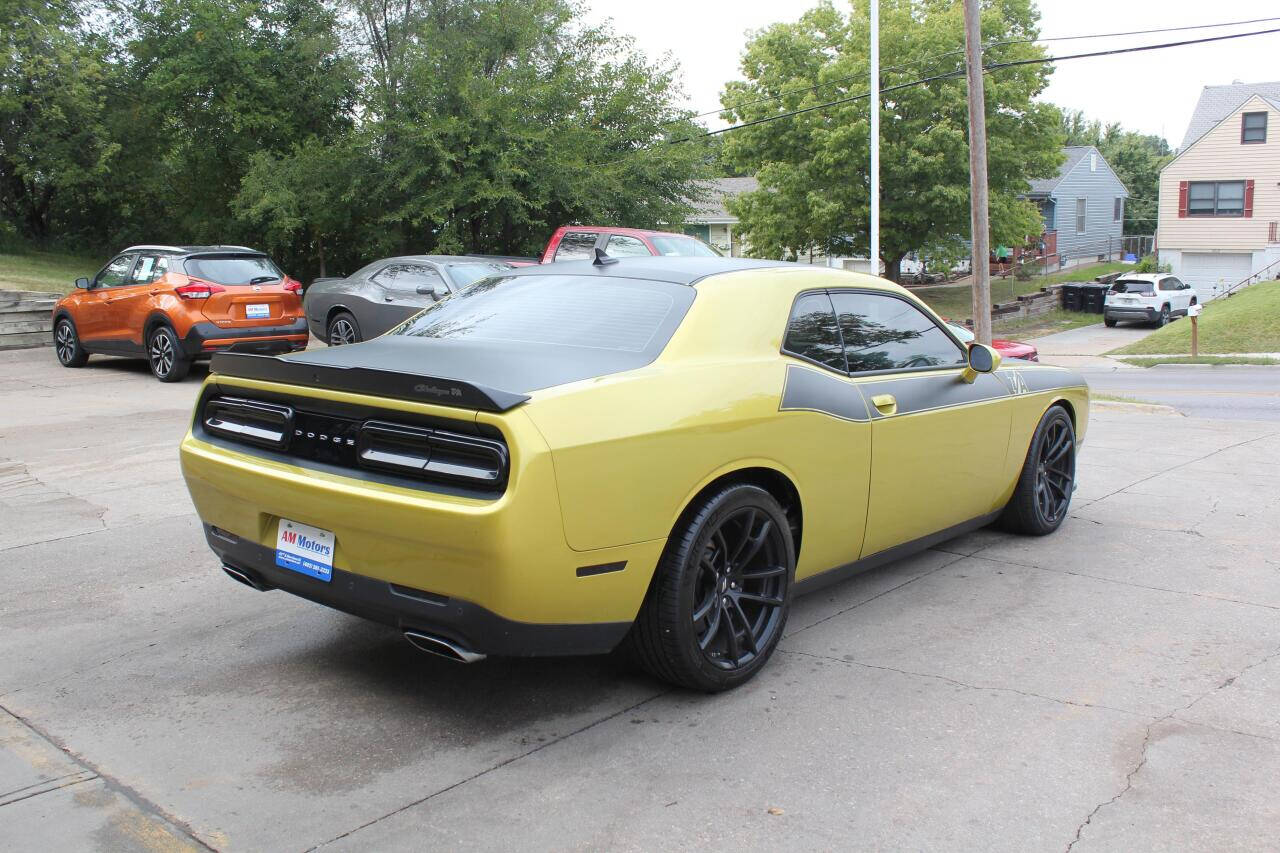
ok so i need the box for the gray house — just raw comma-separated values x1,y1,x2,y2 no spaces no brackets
1025,146,1129,264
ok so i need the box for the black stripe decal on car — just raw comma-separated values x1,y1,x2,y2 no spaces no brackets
857,371,1008,417
779,365,871,422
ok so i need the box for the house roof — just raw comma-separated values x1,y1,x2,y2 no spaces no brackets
687,176,760,223
1179,81,1280,150
1026,146,1092,196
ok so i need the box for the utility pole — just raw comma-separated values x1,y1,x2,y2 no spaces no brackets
963,0,991,344
870,0,879,278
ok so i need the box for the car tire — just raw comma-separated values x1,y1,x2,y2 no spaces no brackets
1155,305,1169,327
148,323,191,382
626,484,794,692
1103,316,1117,328
327,311,362,346
53,317,89,367
998,405,1076,536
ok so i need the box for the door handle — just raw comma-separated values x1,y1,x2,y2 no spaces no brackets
384,296,394,302
871,394,898,415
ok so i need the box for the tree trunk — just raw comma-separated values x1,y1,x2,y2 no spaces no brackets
317,235,326,278
884,254,904,283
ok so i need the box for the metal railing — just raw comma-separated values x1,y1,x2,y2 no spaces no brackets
1222,255,1280,298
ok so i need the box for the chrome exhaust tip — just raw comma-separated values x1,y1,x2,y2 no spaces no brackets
403,630,486,663
221,564,269,591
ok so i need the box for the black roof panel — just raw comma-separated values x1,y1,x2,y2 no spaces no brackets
505,256,794,285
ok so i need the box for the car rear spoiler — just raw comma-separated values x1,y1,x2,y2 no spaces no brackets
209,352,530,413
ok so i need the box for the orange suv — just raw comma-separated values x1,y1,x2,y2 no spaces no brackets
53,245,308,381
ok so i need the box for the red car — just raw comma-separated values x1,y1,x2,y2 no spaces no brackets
946,322,1039,361
540,226,721,263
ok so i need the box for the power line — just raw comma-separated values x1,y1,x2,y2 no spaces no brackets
674,26,1280,145
692,15,1280,127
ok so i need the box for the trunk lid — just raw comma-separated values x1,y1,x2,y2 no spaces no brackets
184,253,300,326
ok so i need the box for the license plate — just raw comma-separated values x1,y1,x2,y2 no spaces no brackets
275,519,334,582
246,303,270,319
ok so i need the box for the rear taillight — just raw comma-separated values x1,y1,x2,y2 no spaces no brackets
204,397,294,449
283,279,302,294
357,419,508,487
176,280,226,299
1142,291,1158,298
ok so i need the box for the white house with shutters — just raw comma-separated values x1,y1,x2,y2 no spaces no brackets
1158,82,1280,301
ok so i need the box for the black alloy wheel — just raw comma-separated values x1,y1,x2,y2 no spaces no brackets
691,506,788,671
999,406,1076,536
148,324,190,382
627,484,794,691
327,311,360,346
54,318,88,367
1156,305,1170,327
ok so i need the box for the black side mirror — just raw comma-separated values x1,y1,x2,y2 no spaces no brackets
75,277,92,290
416,285,446,300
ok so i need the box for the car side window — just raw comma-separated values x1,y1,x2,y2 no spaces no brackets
554,231,599,261
96,254,136,288
374,263,446,292
604,234,650,257
830,291,966,373
782,292,846,372
129,255,168,285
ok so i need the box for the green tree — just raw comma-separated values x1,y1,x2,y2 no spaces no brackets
720,0,1063,281
0,0,118,242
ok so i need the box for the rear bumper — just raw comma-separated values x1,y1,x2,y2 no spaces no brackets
1103,306,1156,321
181,319,309,358
205,524,631,656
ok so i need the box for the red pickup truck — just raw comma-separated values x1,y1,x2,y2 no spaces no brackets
540,226,721,263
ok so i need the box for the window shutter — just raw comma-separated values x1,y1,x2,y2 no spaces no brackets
1244,180,1254,218
1178,181,1188,218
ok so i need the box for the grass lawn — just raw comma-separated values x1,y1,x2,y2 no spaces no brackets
992,308,1101,340
1117,355,1280,367
914,261,1134,322
1109,280,1280,356
0,248,99,294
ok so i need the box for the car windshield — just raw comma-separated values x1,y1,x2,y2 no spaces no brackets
184,255,282,286
946,323,975,343
392,273,694,354
649,236,721,257
1111,280,1154,294
447,263,510,289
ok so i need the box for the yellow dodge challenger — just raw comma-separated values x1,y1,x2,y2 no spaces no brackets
180,256,1087,691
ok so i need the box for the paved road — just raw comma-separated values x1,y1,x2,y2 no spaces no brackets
1082,365,1280,422
3,347,1279,851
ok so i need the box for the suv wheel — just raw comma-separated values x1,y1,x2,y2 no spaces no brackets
1155,305,1170,327
1103,316,1117,328
54,318,89,367
148,323,191,382
626,484,794,692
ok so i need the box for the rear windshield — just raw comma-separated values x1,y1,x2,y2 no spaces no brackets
649,236,721,258
393,274,694,354
1110,280,1154,294
184,254,282,286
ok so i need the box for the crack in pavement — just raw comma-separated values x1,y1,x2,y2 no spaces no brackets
777,649,1150,719
0,704,217,851
307,687,675,850
784,547,978,638
1063,643,1280,852
970,551,1280,613
0,770,99,808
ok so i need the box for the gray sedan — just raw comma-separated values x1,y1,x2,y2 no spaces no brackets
304,256,514,345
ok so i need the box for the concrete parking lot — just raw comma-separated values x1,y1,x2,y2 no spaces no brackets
2,345,1279,851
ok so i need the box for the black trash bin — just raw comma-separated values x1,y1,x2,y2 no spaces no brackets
1082,283,1108,314
1061,283,1082,312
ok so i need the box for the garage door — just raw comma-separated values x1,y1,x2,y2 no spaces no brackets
1180,252,1253,302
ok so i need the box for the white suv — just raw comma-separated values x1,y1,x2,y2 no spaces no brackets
1103,274,1197,328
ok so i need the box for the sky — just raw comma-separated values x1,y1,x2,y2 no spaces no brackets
584,0,1280,149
